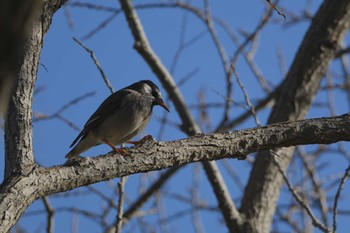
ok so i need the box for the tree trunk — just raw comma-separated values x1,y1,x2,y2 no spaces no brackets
240,1,350,232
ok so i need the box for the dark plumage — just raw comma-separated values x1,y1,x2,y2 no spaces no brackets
66,80,169,159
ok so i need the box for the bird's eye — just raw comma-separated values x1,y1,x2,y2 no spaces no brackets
153,91,161,99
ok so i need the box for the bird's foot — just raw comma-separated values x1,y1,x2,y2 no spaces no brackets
102,138,129,155
113,147,129,155
128,135,155,146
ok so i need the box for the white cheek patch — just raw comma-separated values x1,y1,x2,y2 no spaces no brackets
143,83,153,95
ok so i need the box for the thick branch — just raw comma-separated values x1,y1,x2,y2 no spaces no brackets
1,114,350,232
3,0,68,179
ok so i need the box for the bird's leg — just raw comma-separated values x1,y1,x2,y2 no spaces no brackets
128,135,154,146
102,138,128,155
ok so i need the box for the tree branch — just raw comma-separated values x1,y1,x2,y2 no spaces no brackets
4,0,69,179
116,176,128,233
332,163,350,233
1,114,350,232
272,156,329,232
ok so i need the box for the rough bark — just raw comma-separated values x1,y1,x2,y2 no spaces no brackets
240,1,350,232
4,12,43,179
1,114,350,232
4,0,68,179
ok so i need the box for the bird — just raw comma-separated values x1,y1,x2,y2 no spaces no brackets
65,80,170,159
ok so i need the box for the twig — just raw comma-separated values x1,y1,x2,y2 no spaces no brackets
332,163,350,233
275,208,304,233
326,71,337,116
265,0,286,19
156,192,170,233
33,91,96,123
338,42,350,111
276,47,287,78
116,176,128,233
56,114,81,132
170,10,198,75
297,148,329,227
86,186,119,209
203,0,232,127
157,8,203,139
220,160,245,191
123,167,180,222
69,2,118,12
230,0,278,65
216,84,279,131
72,37,115,93
272,154,330,232
191,164,205,233
63,4,74,29
82,13,118,41
231,66,261,127
214,18,272,93
41,197,54,233
175,1,233,128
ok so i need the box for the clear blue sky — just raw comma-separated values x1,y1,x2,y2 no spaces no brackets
2,0,350,232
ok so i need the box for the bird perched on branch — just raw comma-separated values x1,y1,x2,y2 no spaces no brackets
66,80,170,159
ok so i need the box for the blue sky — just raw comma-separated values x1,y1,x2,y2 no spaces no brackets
2,0,350,232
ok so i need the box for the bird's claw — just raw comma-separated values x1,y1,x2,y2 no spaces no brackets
112,147,129,155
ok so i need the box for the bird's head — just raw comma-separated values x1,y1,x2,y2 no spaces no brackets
130,80,170,112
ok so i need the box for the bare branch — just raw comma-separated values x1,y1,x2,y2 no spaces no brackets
272,155,329,232
33,91,96,122
1,114,350,231
123,167,179,222
42,197,55,233
73,37,115,93
265,0,286,19
332,163,350,233
297,148,329,227
116,176,128,233
231,66,261,127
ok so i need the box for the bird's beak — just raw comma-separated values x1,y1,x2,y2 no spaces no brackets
156,99,170,112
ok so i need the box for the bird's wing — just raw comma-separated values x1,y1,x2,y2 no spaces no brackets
69,89,132,148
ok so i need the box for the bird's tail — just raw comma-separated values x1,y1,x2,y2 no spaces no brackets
65,134,96,159
65,148,79,159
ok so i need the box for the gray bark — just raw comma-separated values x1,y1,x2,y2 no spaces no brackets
4,13,42,179
4,0,68,179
